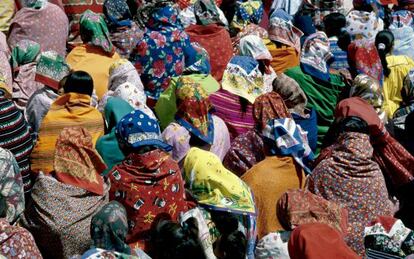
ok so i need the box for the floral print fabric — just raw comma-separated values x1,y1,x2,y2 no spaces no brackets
348,39,383,81
80,10,114,54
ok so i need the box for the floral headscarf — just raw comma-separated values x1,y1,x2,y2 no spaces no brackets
0,148,24,224
253,92,291,131
184,42,211,74
300,31,333,82
194,0,223,25
91,201,131,254
183,147,256,215
175,76,214,144
391,10,414,28
108,59,145,96
268,16,303,54
35,51,71,90
230,0,264,32
221,55,265,104
239,35,272,61
10,40,40,71
345,10,384,41
53,127,106,196
347,39,383,82
80,10,114,54
103,0,133,30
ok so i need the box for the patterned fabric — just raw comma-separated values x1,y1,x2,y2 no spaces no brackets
8,1,68,56
91,201,131,254
268,16,303,54
111,22,144,59
175,76,214,144
300,0,345,28
21,174,109,258
222,56,265,104
252,92,291,131
108,149,188,250
307,132,394,255
0,32,12,91
364,216,414,257
10,40,40,71
392,10,414,27
232,23,268,55
262,118,314,174
80,10,114,54
329,37,349,70
116,109,171,152
347,39,383,81
345,10,384,41
0,218,42,259
270,0,301,16
194,0,223,25
35,50,71,90
131,5,197,102
184,42,211,74
177,0,222,9
239,35,272,61
230,0,264,33
184,147,256,215
272,73,307,116
53,127,106,195
276,189,348,234
0,0,15,33
20,0,47,8
0,148,24,224
390,26,414,61
255,231,291,259
0,90,34,193
103,0,132,30
300,31,333,82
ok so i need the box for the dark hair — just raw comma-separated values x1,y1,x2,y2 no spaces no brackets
322,116,369,148
375,30,394,77
152,218,206,259
80,25,94,43
63,71,94,96
239,96,249,114
323,13,346,38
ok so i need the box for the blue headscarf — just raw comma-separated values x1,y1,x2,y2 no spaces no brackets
103,0,133,30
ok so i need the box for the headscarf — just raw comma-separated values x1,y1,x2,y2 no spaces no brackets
276,189,348,234
139,1,180,29
230,0,263,32
350,74,385,120
91,201,131,254
0,148,25,224
232,24,268,54
184,42,211,74
347,39,383,81
269,8,293,22
394,69,414,118
391,10,414,28
272,73,308,116
239,35,272,61
194,0,223,26
175,76,214,144
288,223,360,259
345,10,384,40
183,147,256,215
221,56,265,104
20,0,47,8
300,31,333,82
80,10,114,54
53,127,106,195
103,0,132,30
35,50,71,90
262,118,314,174
252,92,291,131
10,40,40,71
268,16,303,54
108,59,145,95
116,109,172,152
162,123,191,162
255,232,291,259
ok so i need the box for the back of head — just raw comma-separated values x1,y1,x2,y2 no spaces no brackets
323,13,346,38
375,30,394,77
63,71,94,96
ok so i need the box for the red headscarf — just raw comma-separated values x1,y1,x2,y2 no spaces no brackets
253,92,291,130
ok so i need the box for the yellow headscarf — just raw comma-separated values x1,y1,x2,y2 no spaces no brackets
183,147,256,215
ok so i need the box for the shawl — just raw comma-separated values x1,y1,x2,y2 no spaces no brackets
268,16,303,54
232,24,268,54
21,174,109,258
185,23,233,81
7,2,68,56
252,92,291,131
393,69,414,130
0,90,34,193
0,32,12,90
162,115,231,162
10,40,40,71
335,97,414,191
30,93,105,174
91,201,131,254
347,39,383,81
276,189,348,234
239,35,272,61
345,10,384,41
103,0,132,30
307,132,394,255
255,231,291,259
221,56,265,104
265,40,300,74
34,50,71,90
175,76,214,144
53,127,106,195
80,10,114,54
300,31,333,82
364,216,414,258
272,73,307,116
109,21,144,59
262,118,315,174
0,148,24,224
241,155,305,238
230,0,263,33
288,223,360,259
96,97,134,175
0,218,42,258
108,59,144,94
184,147,256,215
108,149,188,250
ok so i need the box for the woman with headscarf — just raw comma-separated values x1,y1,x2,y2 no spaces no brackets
108,110,188,252
391,69,414,136
22,127,110,258
375,30,414,119
345,3,384,41
7,0,68,56
209,55,265,139
183,147,257,258
66,10,121,99
266,11,303,74
9,40,42,110
0,32,12,89
161,76,230,164
131,2,197,106
103,0,144,59
390,10,414,61
229,0,264,36
308,116,395,255
284,31,345,153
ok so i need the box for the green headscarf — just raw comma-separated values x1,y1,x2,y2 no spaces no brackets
20,0,47,9
96,97,133,175
79,10,114,54
10,40,40,71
